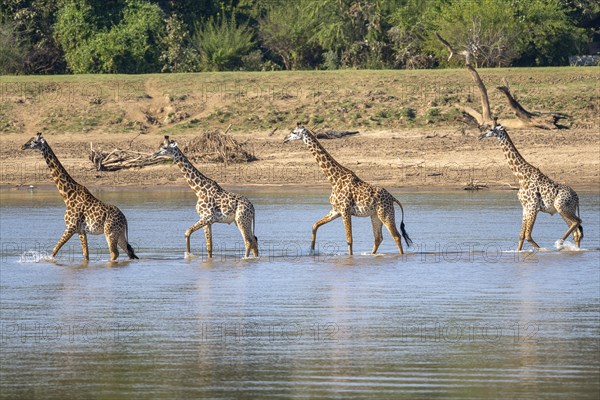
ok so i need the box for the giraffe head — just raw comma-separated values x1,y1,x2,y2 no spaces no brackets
283,123,309,144
22,132,47,152
153,135,179,158
479,122,507,141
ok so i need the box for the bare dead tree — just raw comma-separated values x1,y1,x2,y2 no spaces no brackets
435,32,493,126
435,32,571,130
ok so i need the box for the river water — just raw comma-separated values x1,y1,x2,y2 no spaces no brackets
1,188,599,399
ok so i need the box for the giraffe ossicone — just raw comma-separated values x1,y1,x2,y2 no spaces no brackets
154,135,258,258
480,124,583,250
284,125,411,256
22,133,139,261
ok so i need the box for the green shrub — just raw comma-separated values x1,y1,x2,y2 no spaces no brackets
55,1,165,73
192,16,254,71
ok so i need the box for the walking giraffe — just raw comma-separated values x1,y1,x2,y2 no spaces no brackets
154,136,258,258
22,133,138,261
284,124,411,255
480,123,583,250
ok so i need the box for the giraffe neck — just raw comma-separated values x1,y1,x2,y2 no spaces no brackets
171,148,221,197
496,134,532,183
40,144,80,201
302,130,350,184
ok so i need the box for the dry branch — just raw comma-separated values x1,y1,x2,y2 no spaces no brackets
497,80,571,129
180,128,256,165
89,143,167,171
435,32,492,126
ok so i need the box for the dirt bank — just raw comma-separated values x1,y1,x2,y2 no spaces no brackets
2,127,598,191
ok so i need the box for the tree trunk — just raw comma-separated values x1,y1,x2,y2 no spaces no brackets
497,83,571,129
434,32,493,126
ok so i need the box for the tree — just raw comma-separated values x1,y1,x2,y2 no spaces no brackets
55,0,166,73
1,0,65,73
192,15,255,71
430,0,523,67
258,3,312,70
387,0,437,69
0,22,27,74
513,0,588,65
160,14,199,72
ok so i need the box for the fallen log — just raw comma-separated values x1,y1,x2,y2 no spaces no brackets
497,79,571,129
315,130,359,139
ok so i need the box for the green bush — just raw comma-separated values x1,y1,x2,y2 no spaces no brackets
192,16,254,71
55,1,165,73
160,14,199,73
0,22,27,74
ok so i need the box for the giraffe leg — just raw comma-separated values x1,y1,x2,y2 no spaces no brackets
378,206,404,255
78,232,89,261
51,226,77,258
186,218,211,256
559,212,582,247
342,213,353,255
311,210,341,254
105,233,119,261
203,225,213,258
370,215,383,254
523,212,540,250
237,222,256,258
518,216,527,252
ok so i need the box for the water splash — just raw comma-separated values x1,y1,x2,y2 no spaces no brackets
360,252,385,257
555,240,581,251
18,250,53,263
184,252,196,260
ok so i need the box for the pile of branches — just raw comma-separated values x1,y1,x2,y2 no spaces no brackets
89,143,166,171
180,127,256,164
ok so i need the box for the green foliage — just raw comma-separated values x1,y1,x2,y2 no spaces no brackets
192,15,254,71
388,0,436,69
513,0,589,66
429,0,589,67
55,1,166,73
430,0,523,67
321,50,340,70
258,2,312,70
2,0,595,74
1,0,64,73
160,14,199,72
0,22,27,74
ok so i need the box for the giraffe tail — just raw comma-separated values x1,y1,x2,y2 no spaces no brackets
125,222,139,260
576,203,583,241
393,198,412,247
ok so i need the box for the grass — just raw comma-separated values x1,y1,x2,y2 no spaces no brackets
1,67,598,135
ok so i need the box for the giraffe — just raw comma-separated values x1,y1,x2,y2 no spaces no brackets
480,123,583,250
284,124,412,255
22,133,138,261
154,136,258,258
